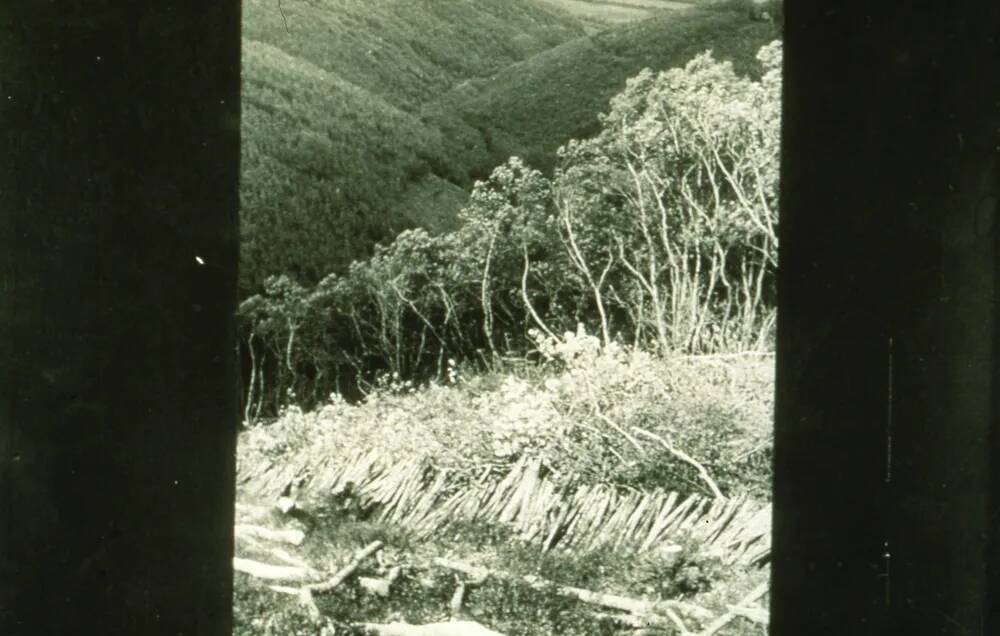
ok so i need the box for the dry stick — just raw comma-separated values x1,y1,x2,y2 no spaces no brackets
359,566,402,597
233,557,317,582
432,558,712,621
725,604,769,625
697,581,769,636
354,620,508,636
450,564,489,618
520,246,556,340
299,540,384,621
579,374,646,456
663,608,694,635
631,426,725,500
449,579,467,618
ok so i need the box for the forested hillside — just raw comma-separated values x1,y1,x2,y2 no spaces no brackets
426,4,777,178
235,5,781,633
243,0,585,112
240,36,781,413
239,0,780,293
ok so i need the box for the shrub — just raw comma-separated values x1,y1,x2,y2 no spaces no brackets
241,328,773,498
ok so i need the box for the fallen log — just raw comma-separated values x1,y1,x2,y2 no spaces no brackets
697,581,768,635
726,604,769,625
354,620,507,636
359,566,402,597
233,557,318,582
300,540,385,620
235,523,306,546
432,557,712,621
308,540,384,594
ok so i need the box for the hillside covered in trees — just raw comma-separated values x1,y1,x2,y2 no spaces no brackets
240,18,781,413
240,0,780,294
235,4,781,634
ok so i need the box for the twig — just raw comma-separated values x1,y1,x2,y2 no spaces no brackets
432,558,712,621
579,374,646,456
299,540,384,620
354,620,507,636
697,581,768,635
631,426,725,500
726,605,769,625
235,523,306,546
233,557,318,582
664,608,694,635
449,579,467,617
359,566,402,597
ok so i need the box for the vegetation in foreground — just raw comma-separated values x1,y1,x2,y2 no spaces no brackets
235,7,782,632
240,330,774,500
233,516,768,636
234,331,773,635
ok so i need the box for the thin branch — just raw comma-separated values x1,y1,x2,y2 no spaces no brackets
521,245,556,340
697,581,768,635
631,426,725,499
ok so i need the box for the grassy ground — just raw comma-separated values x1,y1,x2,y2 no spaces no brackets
233,513,769,636
233,348,773,634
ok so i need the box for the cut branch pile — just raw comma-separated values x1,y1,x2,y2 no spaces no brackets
239,451,771,567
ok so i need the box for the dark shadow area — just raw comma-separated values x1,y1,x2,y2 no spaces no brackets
774,3,1000,633
1,4,241,635
4,2,1000,634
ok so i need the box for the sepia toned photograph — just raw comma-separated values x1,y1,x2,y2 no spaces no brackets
232,1,780,634
4,2,999,635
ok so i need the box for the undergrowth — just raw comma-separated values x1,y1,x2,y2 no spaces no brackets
241,330,774,500
233,516,768,636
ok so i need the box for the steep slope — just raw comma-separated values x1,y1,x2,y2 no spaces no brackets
426,1,781,178
240,0,586,292
241,41,453,290
240,0,780,294
243,0,586,112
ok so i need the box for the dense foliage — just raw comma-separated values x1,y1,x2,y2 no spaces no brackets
239,0,584,292
427,1,780,177
241,328,774,500
239,0,780,293
239,41,781,416
243,0,584,114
